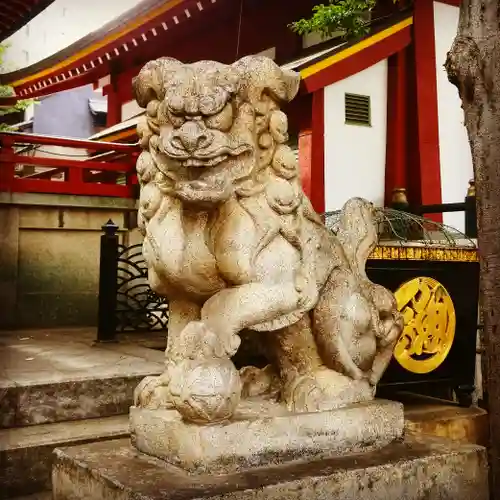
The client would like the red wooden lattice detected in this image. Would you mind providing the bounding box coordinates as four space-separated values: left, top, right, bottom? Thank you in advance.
0 131 140 198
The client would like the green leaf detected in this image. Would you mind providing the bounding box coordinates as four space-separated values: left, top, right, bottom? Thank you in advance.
290 0 377 39
0 43 38 123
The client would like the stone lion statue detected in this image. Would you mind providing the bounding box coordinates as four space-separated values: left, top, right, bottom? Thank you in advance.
132 55 403 424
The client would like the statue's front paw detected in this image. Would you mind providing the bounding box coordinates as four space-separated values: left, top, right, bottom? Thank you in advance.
176 321 241 359
134 373 172 409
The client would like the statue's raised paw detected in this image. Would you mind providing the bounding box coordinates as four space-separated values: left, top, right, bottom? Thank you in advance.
284 368 374 413
175 321 241 360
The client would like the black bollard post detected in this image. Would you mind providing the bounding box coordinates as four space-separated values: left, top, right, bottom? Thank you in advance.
97 219 119 342
465 179 477 238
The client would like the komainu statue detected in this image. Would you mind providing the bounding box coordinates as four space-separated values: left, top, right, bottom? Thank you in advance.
132 55 403 424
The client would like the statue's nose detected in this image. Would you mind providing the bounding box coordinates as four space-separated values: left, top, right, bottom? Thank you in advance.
171 121 213 153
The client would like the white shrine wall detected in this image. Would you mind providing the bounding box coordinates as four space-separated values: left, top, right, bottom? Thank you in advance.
433 1 473 233
323 60 388 212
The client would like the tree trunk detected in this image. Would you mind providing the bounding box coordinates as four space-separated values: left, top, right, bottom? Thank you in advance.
445 0 500 495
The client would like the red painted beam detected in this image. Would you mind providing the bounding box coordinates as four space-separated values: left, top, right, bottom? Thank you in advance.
11 178 133 197
0 131 140 153
413 0 442 221
0 152 134 172
302 24 412 94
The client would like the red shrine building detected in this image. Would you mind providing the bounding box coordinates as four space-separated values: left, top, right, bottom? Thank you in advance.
0 0 470 232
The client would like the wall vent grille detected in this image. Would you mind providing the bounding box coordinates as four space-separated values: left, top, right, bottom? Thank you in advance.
345 93 371 126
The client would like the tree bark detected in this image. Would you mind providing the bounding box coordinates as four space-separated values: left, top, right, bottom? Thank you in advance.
445 0 500 495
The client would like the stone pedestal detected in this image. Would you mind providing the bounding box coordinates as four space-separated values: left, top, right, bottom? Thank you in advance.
130 399 404 474
52 434 488 500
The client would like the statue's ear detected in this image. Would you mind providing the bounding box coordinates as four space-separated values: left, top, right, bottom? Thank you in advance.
132 57 182 108
232 55 300 105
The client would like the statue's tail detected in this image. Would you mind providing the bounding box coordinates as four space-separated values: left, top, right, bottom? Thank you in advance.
333 197 379 281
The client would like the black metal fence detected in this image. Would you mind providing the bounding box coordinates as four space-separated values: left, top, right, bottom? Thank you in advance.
390 183 477 238
97 220 169 342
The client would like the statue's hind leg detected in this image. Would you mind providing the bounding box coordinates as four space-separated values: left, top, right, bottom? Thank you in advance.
269 280 375 412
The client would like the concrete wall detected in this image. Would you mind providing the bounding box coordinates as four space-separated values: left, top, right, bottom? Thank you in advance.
0 192 138 330
433 2 473 232
3 0 145 71
33 86 105 138
323 60 388 212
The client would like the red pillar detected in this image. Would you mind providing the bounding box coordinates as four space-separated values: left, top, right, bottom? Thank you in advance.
385 48 408 205
413 0 442 220
309 89 325 214
105 74 122 128
294 92 324 214
299 130 312 199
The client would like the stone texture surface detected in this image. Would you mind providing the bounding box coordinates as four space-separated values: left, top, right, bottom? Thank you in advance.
52 435 488 500
0 415 129 499
131 54 403 425
130 399 404 474
0 329 163 427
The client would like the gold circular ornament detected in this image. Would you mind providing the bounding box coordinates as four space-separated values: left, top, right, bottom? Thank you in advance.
393 277 456 374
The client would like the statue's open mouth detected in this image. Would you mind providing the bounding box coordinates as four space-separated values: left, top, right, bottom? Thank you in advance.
167 144 252 168
182 155 228 168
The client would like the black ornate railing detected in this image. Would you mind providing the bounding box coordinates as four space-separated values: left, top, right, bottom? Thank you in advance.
390 181 477 238
96 220 169 342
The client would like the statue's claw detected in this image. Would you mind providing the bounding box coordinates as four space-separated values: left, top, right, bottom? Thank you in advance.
133 372 172 409
176 321 241 359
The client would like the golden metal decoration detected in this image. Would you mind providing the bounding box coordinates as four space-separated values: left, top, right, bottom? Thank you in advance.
467 179 475 197
391 187 409 205
393 277 456 374
369 245 478 262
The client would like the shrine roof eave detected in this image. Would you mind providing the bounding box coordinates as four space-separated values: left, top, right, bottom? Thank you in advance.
90 12 414 144
0 0 56 43
0 0 225 101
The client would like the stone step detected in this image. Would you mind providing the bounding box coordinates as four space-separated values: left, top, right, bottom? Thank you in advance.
51 435 488 500
0 414 130 499
0 330 164 428
405 403 488 446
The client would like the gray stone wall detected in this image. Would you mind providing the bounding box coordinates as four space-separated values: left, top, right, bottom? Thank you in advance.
0 192 139 329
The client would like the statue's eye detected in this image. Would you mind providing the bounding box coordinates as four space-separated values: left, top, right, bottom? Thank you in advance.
204 102 233 131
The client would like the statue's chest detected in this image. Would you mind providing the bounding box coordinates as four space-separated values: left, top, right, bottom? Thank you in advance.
150 207 225 296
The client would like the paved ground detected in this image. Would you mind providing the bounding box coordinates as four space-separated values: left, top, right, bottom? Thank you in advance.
0 327 166 499
0 327 166 389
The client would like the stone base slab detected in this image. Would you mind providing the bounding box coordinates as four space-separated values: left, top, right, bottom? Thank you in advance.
130 399 404 474
0 415 129 498
52 435 488 500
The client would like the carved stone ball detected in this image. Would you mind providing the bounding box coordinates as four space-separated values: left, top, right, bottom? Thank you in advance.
169 358 242 424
